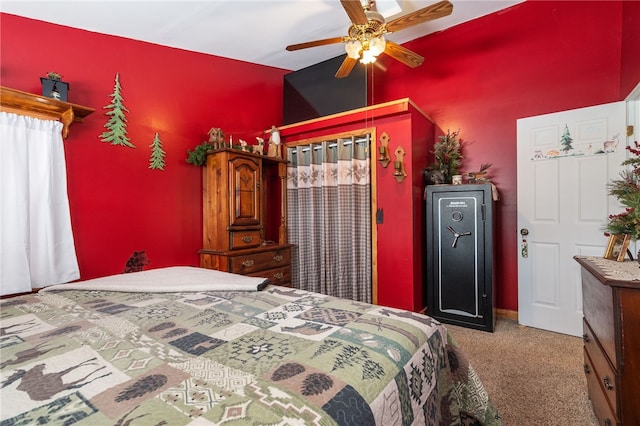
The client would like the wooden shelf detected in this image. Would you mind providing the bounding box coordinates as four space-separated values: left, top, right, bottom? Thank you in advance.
0 85 94 139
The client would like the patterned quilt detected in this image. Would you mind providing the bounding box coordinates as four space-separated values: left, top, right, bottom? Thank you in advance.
0 267 502 425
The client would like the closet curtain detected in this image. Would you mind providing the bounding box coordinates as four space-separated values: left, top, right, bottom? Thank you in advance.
287 135 371 303
0 112 79 295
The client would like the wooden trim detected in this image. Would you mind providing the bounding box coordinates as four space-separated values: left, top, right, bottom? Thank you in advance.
496 308 518 321
273 98 433 140
369 129 378 305
0 86 94 139
284 128 375 147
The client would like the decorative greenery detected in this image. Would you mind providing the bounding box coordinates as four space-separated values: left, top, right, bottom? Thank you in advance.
431 129 464 184
186 141 215 166
605 140 640 240
149 132 166 170
100 72 135 148
46 71 63 80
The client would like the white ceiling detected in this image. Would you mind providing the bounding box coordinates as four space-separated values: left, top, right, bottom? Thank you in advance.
1 0 524 71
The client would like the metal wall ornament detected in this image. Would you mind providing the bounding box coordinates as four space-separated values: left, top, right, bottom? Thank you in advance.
393 145 407 183
378 131 391 168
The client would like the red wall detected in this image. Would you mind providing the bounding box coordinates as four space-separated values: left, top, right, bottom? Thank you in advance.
374 0 640 311
621 0 640 97
3 1 639 313
0 14 288 280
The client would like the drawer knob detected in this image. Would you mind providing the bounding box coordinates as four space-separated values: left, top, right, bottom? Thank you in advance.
582 333 590 343
273 272 284 280
605 419 612 426
273 254 283 262
242 236 253 243
603 376 614 391
241 259 255 267
583 364 591 375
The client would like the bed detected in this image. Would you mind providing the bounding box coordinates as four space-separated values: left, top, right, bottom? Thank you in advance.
1 267 502 425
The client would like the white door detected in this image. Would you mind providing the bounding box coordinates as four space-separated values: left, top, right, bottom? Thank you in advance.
517 101 627 336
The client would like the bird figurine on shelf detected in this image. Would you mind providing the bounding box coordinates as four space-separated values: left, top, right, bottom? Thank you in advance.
467 163 492 183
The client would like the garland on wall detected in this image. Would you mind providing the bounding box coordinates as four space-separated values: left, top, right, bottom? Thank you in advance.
100 72 135 148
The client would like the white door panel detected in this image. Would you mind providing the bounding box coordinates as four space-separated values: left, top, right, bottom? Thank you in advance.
517 101 627 336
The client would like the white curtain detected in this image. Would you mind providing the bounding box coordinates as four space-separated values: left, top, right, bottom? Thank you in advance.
287 135 372 303
0 112 79 295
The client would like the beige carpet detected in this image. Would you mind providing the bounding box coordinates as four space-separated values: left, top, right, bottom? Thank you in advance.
445 319 598 425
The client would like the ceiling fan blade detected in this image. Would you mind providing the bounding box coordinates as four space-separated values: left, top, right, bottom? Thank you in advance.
385 0 453 33
286 36 345 51
341 0 368 25
383 41 424 68
335 56 358 78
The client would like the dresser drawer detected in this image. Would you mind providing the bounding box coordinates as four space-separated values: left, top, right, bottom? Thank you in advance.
584 349 620 426
229 230 261 249
581 268 616 366
583 321 619 421
246 266 291 287
229 248 291 274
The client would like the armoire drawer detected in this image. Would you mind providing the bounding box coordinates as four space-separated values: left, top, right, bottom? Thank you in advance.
584 349 619 426
246 266 291 287
229 248 291 274
229 230 261 249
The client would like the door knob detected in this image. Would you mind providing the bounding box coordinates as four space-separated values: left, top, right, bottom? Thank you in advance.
520 228 529 236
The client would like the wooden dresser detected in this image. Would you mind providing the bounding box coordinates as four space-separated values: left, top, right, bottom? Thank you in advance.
199 149 292 287
574 256 640 426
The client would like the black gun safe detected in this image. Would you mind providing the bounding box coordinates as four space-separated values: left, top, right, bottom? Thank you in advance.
425 184 495 332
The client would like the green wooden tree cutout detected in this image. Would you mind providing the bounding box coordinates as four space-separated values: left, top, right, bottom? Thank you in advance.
100 72 135 148
149 132 166 170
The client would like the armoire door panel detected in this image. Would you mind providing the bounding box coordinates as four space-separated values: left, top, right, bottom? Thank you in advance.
229 156 261 227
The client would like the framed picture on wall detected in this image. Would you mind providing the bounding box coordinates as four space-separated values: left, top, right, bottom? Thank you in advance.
604 234 631 262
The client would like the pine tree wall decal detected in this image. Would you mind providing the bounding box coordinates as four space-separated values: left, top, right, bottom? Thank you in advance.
149 132 166 170
560 124 574 153
100 72 135 148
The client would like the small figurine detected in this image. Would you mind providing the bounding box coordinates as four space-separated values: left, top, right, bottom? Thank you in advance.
239 139 248 152
467 163 492 183
208 127 225 149
255 137 265 155
267 125 281 158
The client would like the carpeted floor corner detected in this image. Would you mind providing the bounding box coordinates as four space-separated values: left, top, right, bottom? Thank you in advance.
445 319 599 425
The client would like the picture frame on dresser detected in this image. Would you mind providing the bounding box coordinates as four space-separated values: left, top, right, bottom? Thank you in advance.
603 233 631 262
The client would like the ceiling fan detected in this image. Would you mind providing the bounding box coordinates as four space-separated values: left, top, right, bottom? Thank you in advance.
286 0 454 78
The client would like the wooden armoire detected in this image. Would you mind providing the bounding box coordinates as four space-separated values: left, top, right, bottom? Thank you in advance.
199 149 293 287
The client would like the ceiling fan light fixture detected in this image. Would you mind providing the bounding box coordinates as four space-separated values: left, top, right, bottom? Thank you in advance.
289 0 453 77
358 34 385 64
360 49 377 64
345 39 363 59
369 35 386 56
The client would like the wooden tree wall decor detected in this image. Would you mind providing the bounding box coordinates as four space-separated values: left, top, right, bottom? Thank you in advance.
100 72 135 148
149 132 166 170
